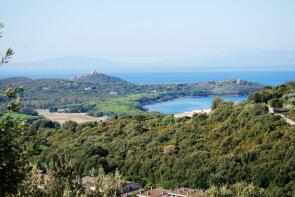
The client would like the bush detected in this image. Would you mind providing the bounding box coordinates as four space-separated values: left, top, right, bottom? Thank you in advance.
268 98 283 108
208 182 265 197
48 106 58 113
212 97 223 110
20 107 38 116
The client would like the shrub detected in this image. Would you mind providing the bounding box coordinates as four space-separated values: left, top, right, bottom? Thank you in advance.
48 106 58 113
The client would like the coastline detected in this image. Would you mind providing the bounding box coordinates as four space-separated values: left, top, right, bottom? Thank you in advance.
174 108 211 118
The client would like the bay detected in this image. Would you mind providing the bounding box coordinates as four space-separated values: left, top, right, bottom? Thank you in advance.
144 95 247 114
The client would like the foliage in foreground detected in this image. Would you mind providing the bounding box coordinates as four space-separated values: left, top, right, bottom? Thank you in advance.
0 116 29 196
25 96 295 196
208 182 265 197
17 155 123 197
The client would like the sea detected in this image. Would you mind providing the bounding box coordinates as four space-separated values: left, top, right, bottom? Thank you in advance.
1 70 294 114
111 70 295 86
1 70 295 86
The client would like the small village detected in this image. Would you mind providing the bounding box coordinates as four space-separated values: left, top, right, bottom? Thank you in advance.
82 176 207 197
123 187 207 197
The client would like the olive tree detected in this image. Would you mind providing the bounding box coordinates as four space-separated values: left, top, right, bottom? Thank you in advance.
0 23 29 196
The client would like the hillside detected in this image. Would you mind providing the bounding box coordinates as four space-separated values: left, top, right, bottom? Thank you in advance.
0 73 264 112
23 82 295 196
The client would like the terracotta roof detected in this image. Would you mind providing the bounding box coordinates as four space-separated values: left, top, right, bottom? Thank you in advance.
274 108 289 112
167 188 208 197
137 188 168 197
121 188 146 197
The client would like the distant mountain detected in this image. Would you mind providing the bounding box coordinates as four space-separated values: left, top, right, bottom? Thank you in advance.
1 56 121 73
156 49 295 69
2 49 295 74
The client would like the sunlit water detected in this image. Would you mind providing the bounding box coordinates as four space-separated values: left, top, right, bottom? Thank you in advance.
2 70 295 86
144 95 247 114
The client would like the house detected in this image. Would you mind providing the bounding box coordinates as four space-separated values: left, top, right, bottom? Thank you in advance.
109 91 118 95
273 107 289 115
127 187 208 197
122 189 147 197
85 86 92 91
167 188 207 197
123 182 142 193
41 87 49 90
236 78 241 84
90 70 98 75
137 188 168 197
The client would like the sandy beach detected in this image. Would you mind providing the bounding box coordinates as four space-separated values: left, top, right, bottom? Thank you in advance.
174 108 211 118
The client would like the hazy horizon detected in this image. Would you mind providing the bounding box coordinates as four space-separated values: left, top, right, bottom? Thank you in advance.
1 0 295 68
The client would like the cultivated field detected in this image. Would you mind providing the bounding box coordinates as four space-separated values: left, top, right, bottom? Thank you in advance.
37 109 108 124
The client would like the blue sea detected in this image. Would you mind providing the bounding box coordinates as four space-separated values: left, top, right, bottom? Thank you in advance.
1 70 295 86
111 70 295 86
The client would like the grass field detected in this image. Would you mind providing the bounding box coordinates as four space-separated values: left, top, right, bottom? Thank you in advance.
37 109 108 124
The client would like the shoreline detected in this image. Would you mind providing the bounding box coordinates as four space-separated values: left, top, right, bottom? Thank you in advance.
174 108 211 118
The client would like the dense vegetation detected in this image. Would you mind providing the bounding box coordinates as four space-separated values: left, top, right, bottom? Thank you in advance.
21 82 295 196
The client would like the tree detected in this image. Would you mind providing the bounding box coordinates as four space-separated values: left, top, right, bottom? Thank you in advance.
268 98 283 108
0 23 29 196
208 182 265 197
212 97 223 110
17 158 123 197
0 23 14 65
88 168 123 197
1 87 24 113
48 106 58 113
17 155 85 197
0 117 29 196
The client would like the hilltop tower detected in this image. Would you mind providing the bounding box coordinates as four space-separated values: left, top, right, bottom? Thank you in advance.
90 70 98 75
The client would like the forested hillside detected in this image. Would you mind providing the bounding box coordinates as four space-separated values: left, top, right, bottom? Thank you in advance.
23 82 295 196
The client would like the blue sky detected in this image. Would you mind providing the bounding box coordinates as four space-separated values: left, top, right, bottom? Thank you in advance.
0 0 295 63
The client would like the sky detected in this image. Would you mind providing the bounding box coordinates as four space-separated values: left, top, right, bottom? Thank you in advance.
0 0 295 63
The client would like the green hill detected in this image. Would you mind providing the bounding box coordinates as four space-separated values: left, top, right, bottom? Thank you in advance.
73 72 129 84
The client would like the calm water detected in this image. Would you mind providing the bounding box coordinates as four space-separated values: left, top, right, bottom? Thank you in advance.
1 70 295 86
111 70 295 86
144 95 247 114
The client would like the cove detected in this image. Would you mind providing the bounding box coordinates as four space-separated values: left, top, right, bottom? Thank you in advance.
144 95 247 114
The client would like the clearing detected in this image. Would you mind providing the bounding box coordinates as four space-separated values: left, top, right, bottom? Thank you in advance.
36 109 108 124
